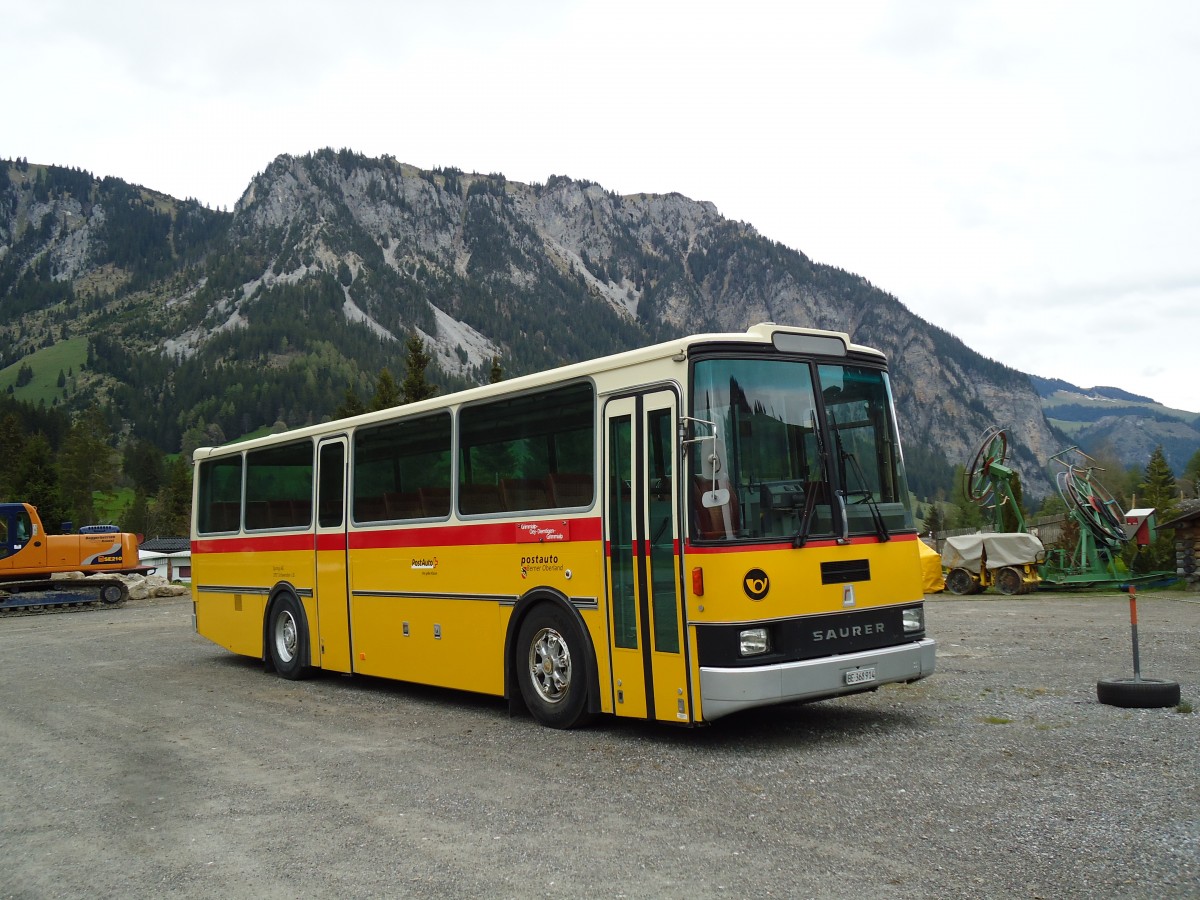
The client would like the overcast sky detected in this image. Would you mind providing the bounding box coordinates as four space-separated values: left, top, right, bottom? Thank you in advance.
9 0 1199 411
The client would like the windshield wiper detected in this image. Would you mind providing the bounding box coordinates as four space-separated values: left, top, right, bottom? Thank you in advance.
793 489 820 548
835 429 890 542
794 411 830 548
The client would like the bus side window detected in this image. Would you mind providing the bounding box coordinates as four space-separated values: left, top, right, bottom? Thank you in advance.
458 381 595 516
353 413 452 523
197 456 244 534
245 441 314 531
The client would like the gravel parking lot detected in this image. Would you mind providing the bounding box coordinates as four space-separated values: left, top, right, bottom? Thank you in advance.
1 591 1197 899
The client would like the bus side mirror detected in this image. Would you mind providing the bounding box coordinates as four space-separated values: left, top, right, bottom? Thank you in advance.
701 488 730 508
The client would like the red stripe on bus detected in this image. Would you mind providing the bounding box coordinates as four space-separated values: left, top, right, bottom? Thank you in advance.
193 517 602 554
192 534 314 554
196 525 907 556
316 533 346 552
351 517 602 549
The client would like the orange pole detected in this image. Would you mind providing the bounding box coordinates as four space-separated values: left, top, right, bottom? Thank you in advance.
1128 585 1142 680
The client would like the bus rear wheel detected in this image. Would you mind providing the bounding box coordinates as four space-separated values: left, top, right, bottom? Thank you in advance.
516 605 591 729
268 594 311 680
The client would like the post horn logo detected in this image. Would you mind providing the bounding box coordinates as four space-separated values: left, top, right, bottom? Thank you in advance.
743 568 770 601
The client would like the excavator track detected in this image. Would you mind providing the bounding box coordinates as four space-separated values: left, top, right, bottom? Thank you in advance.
0 577 129 618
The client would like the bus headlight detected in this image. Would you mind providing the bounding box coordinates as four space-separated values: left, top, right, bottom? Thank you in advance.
902 606 924 634
739 627 770 656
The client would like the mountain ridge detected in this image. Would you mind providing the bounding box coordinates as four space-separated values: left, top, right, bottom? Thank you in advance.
1029 374 1155 404
2 151 1195 491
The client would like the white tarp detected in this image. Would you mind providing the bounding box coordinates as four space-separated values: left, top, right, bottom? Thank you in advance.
941 533 1044 571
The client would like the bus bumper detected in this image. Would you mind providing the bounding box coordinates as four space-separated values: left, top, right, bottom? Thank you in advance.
699 638 936 722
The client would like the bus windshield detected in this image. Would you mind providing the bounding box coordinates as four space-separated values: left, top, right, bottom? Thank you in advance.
690 357 915 542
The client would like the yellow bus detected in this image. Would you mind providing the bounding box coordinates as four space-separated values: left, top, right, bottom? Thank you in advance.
190 323 935 727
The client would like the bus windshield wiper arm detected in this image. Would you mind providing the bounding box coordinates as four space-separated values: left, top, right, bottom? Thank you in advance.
794 411 829 548
838 440 890 542
792 484 824 548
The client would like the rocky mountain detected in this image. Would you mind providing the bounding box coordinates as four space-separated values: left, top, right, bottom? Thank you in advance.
3 151 1189 499
1031 376 1200 474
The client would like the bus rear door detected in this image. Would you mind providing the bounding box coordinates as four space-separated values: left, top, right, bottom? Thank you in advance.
315 437 353 672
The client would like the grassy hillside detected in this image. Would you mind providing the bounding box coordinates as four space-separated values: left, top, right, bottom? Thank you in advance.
1036 383 1199 472
0 336 89 406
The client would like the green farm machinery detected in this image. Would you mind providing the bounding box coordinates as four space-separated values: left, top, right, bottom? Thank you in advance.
1038 447 1160 589
946 430 1166 592
963 426 1026 533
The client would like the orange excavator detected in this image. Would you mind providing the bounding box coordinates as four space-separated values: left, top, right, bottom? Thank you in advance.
0 502 154 614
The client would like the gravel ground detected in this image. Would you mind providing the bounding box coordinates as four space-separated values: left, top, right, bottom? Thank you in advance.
0 590 1197 899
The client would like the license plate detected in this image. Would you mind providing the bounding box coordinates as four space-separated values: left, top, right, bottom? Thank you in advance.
845 667 876 686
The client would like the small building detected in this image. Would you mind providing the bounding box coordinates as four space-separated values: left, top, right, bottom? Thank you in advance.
138 537 192 583
1160 499 1200 592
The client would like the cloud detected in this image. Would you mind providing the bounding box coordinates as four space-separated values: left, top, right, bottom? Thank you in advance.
7 0 1199 412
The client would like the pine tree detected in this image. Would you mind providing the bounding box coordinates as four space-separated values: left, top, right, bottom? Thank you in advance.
400 333 437 404
1135 446 1179 573
371 368 401 411
334 386 367 419
1182 448 1200 499
1139 446 1177 512
925 503 945 538
122 438 166 495
157 456 193 536
11 433 69 529
58 408 114 527
0 413 27 496
489 356 503 384
126 489 150 537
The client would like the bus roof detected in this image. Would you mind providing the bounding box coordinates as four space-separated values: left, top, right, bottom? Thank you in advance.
192 322 883 461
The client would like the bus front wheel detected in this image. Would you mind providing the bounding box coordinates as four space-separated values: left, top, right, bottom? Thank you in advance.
268 594 311 680
516 605 591 729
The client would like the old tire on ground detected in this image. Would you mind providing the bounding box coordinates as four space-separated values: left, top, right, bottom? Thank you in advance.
945 567 978 596
99 582 128 604
516 604 592 729
996 566 1024 596
268 593 311 680
1096 677 1180 709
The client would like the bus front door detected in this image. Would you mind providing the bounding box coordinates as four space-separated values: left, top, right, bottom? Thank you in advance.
604 390 691 723
315 437 353 673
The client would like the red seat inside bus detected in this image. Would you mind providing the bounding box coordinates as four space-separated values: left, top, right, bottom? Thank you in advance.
547 472 593 508
501 478 550 511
